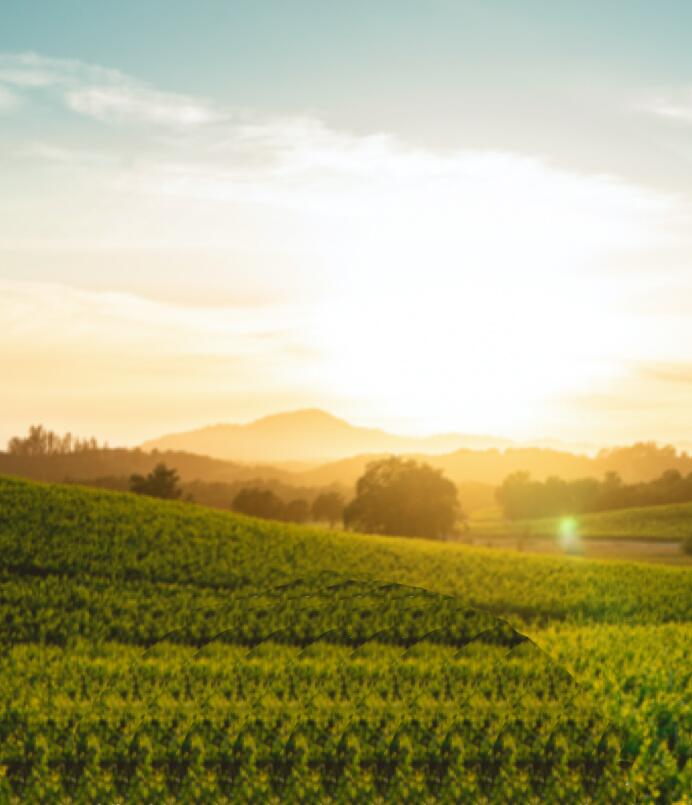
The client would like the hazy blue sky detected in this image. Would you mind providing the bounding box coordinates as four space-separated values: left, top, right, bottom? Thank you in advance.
3 2 692 445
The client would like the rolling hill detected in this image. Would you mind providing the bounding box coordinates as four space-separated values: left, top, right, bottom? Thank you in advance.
1 474 689 624
0 475 689 800
296 441 692 488
0 445 293 486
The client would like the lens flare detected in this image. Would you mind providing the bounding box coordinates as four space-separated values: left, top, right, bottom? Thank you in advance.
559 517 582 555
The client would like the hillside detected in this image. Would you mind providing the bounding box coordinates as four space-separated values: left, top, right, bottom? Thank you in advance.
470 501 692 542
1 475 689 626
293 440 692 488
0 446 293 486
142 408 513 462
0 475 689 800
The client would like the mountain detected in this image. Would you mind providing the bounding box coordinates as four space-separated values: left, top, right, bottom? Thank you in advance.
296 442 692 489
141 408 514 463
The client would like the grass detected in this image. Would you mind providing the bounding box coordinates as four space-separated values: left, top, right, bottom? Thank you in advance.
469 501 692 542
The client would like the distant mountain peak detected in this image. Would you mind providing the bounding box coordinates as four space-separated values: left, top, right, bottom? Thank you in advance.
141 408 513 464
250 408 350 427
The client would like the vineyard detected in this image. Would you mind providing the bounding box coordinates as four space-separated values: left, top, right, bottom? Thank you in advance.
0 475 690 801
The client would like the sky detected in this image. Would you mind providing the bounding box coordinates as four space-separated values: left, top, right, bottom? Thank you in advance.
3 1 692 447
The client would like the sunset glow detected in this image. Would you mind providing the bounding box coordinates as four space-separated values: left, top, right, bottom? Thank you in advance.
3 5 692 446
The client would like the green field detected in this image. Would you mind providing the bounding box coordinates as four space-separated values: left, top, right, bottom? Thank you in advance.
470 501 692 542
0 475 690 802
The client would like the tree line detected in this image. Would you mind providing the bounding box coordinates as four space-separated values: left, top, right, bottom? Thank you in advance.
129 463 344 525
232 487 345 525
496 468 692 520
126 457 463 538
126 463 345 525
7 425 106 456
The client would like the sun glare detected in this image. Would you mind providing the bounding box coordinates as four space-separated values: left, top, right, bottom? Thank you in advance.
558 517 582 555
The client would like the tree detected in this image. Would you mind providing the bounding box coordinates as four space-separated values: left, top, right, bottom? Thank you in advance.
129 463 182 500
232 487 285 520
343 456 462 539
495 472 535 520
311 492 345 526
7 425 103 456
283 499 310 523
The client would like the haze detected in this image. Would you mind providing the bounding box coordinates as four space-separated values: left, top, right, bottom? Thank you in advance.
3 1 692 447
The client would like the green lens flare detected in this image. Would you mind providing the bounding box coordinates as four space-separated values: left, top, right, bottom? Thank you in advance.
559 517 581 554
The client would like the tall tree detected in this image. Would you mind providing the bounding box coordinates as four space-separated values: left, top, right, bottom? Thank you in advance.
311 492 345 526
129 463 182 500
283 498 310 523
232 487 285 520
344 456 462 539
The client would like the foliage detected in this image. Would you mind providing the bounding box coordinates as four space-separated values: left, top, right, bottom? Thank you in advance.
7 424 103 456
232 486 285 520
0 475 690 800
232 486 311 523
496 467 692 521
1 475 690 628
283 498 311 522
129 463 183 500
1 623 687 802
344 457 462 538
311 491 345 525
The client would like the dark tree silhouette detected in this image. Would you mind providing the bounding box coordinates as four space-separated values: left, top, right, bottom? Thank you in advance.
7 425 103 456
311 491 345 526
232 487 285 520
343 456 462 539
129 463 182 500
283 498 310 523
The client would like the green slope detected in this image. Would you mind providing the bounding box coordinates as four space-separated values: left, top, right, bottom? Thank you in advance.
0 475 690 801
1 474 690 632
470 501 692 541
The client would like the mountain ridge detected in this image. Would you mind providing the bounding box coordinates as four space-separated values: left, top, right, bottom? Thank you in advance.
141 408 514 463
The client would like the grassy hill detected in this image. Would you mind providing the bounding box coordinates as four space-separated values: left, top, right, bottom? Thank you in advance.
470 501 692 542
0 475 690 800
1 474 689 627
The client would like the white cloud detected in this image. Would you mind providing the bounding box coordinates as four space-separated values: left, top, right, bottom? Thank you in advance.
0 51 226 129
1 50 682 267
65 86 227 128
3 51 692 442
649 104 692 123
0 51 123 87
0 84 19 111
0 277 306 357
641 89 692 124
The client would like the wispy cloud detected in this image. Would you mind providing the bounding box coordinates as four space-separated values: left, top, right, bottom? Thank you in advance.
640 89 692 124
0 51 227 129
0 84 19 111
65 85 228 128
0 277 321 443
4 51 692 442
2 50 679 274
0 52 123 87
636 361 692 385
